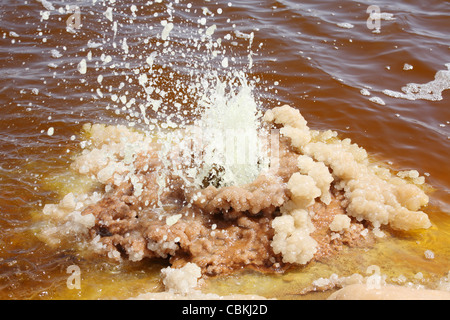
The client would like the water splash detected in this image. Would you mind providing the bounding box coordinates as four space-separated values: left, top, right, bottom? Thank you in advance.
42 1 271 190
192 72 268 187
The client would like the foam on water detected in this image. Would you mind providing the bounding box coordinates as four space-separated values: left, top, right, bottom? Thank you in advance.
383 63 450 101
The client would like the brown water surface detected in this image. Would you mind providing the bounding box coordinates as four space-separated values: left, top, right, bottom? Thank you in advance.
0 0 449 299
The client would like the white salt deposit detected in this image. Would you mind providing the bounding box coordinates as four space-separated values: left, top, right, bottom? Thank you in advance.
271 209 317 265
77 59 87 74
161 263 202 294
403 63 414 71
205 24 217 37
221 57 229 68
161 22 174 41
104 7 113 22
369 96 386 105
424 250 435 260
266 105 430 235
166 214 182 226
360 88 371 96
329 214 351 232
40 11 50 20
337 22 354 29
37 0 55 11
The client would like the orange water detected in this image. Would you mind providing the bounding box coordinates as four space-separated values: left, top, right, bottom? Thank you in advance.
0 0 449 299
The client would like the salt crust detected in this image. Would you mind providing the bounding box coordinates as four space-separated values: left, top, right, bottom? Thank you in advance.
297 155 333 205
40 124 154 245
311 267 450 300
271 209 317 265
161 262 202 294
131 262 270 300
43 107 431 262
329 283 450 300
71 123 152 186
329 214 351 232
264 105 311 149
134 263 450 300
325 269 450 300
265 105 431 265
40 106 433 297
40 192 101 246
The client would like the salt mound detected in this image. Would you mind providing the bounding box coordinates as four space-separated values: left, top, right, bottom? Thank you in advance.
39 105 431 274
267 105 430 233
262 105 430 264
